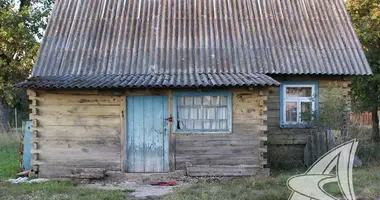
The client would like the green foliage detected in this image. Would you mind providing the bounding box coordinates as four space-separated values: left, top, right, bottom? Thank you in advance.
0 133 19 180
165 167 380 200
0 181 128 200
0 133 128 200
347 0 380 141
315 82 349 130
0 0 52 106
347 0 380 110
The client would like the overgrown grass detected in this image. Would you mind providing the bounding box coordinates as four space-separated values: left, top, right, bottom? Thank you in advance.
0 133 129 200
0 133 20 180
166 166 380 200
0 181 127 200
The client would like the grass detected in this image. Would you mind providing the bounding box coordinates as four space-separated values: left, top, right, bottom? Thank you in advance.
0 181 127 200
1 133 380 200
165 167 380 200
0 133 20 180
0 133 128 200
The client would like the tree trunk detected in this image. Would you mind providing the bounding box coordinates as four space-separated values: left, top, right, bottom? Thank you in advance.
371 105 380 142
0 98 10 132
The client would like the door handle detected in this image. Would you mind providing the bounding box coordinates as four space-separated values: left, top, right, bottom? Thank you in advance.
165 117 173 122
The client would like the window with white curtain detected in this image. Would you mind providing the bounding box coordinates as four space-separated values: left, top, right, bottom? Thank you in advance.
281 82 318 127
174 92 232 133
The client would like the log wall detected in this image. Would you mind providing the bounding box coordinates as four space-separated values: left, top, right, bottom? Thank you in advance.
28 90 122 178
176 88 268 176
28 88 268 177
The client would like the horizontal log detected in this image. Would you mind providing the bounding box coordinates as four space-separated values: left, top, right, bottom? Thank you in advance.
38 166 106 179
176 146 258 155
35 94 121 105
31 115 120 126
176 140 260 147
176 157 258 170
30 126 120 138
34 160 120 171
187 165 260 177
31 105 120 116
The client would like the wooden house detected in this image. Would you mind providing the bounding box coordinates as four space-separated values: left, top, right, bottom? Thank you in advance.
18 0 372 178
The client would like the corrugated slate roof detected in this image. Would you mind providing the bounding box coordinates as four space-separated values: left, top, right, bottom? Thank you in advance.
25 0 372 89
17 73 280 88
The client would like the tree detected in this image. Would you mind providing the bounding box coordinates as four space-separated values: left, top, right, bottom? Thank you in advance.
346 0 380 141
0 0 52 130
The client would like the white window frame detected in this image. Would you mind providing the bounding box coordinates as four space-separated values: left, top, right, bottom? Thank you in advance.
281 84 317 126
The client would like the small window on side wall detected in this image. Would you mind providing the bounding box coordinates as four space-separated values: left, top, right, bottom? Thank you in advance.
280 82 318 128
173 92 232 134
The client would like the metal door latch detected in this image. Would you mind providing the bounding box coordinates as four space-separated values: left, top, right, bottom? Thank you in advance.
165 117 173 122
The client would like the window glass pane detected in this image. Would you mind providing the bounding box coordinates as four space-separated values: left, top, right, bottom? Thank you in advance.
301 102 313 122
194 96 202 105
184 96 193 105
221 96 228 105
216 107 228 120
203 96 212 105
176 94 230 132
286 87 312 97
286 102 297 123
178 97 185 105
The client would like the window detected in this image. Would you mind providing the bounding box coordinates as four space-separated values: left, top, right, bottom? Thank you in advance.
173 92 232 134
280 82 318 127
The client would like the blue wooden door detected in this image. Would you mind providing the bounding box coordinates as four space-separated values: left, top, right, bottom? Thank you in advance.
127 96 169 173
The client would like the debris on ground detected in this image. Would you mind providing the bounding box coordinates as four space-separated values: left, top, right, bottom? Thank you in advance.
17 170 30 177
353 156 363 168
8 177 49 184
150 181 177 186
83 181 184 199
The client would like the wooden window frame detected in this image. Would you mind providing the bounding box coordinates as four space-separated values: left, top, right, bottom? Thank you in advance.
173 91 232 134
280 81 319 128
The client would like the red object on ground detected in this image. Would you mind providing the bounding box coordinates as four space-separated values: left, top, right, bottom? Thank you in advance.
150 182 160 186
167 182 177 186
150 181 177 186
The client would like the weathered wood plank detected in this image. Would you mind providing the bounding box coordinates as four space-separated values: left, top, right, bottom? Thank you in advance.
34 160 120 171
35 94 121 105
176 157 258 170
175 135 257 142
176 140 260 147
187 165 260 177
32 105 120 116
38 166 106 179
176 148 258 155
32 115 120 126
30 126 120 138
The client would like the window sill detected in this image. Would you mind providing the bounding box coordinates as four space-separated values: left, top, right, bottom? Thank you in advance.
280 124 312 129
174 130 232 135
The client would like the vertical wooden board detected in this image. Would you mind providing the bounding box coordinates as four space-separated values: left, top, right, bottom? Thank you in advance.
143 96 154 172
151 97 163 172
127 97 136 172
133 97 145 173
168 92 175 172
120 97 127 172
152 97 160 172
162 96 169 173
